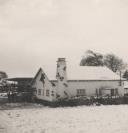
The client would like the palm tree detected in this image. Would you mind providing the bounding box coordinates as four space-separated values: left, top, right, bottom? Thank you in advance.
80 50 104 66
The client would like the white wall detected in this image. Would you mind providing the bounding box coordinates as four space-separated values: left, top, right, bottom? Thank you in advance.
33 79 124 102
66 80 124 98
32 69 57 102
33 78 124 102
56 58 68 98
32 68 124 102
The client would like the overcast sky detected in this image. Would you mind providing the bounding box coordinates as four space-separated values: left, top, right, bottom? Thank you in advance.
0 0 128 78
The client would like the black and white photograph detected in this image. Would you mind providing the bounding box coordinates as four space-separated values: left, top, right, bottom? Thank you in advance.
0 0 128 133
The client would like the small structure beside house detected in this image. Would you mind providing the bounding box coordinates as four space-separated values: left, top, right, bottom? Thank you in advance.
7 78 33 92
31 58 125 103
0 79 17 103
6 78 33 102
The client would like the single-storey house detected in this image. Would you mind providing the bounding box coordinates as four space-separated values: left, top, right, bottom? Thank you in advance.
31 58 125 102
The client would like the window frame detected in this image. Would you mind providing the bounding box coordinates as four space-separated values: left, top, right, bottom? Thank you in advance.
46 90 50 97
38 89 41 95
51 91 54 96
77 89 86 96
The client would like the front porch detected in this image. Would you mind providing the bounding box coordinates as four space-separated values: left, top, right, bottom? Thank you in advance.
96 87 119 98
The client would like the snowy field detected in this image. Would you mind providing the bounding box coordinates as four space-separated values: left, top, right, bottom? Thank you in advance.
1 104 128 133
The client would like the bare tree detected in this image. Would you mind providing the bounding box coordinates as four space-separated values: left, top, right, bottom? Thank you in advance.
104 54 126 72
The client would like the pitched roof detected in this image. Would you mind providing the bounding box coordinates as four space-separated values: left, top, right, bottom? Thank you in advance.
8 66 123 82
7 77 33 82
67 66 122 80
44 65 123 81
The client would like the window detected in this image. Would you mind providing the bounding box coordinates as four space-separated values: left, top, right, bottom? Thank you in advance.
118 81 122 86
46 90 50 96
125 88 128 94
111 88 118 96
96 89 98 96
38 89 41 95
77 89 86 96
42 89 44 96
115 88 119 96
111 89 115 96
51 91 54 96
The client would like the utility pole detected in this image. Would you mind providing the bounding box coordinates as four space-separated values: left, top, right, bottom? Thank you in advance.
120 71 122 86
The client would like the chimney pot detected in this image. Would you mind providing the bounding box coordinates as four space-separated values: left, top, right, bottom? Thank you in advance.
57 58 66 62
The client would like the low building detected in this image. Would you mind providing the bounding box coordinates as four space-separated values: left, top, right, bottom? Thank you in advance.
31 58 125 102
7 78 33 92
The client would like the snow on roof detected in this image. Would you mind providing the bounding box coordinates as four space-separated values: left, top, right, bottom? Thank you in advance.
67 66 121 80
44 64 122 81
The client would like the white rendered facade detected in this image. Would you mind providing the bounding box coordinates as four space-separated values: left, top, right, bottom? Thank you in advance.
31 58 124 102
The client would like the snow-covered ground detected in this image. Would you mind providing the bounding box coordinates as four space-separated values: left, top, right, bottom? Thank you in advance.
1 104 128 133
